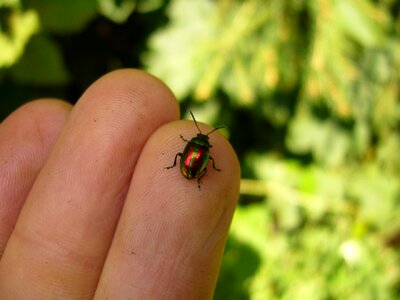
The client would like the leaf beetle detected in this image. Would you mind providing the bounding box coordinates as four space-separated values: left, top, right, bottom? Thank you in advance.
165 110 225 190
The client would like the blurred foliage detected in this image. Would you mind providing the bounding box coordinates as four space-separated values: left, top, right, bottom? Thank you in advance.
1 0 400 298
146 2 400 297
0 0 167 118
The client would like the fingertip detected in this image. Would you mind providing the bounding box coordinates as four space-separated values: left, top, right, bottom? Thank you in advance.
3 98 72 138
95 119 240 298
0 98 71 255
154 120 240 246
77 68 180 124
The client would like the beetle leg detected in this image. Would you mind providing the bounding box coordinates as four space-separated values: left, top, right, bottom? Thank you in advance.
197 168 207 190
209 156 221 171
165 153 182 169
180 134 189 142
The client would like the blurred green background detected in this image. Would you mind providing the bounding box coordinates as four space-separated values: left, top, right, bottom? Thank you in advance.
1 0 400 298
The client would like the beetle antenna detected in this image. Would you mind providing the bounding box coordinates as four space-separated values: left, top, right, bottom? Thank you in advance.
206 126 226 136
189 110 202 134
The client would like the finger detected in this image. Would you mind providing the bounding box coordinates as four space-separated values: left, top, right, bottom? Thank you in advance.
0 99 71 257
95 120 240 299
0 69 179 299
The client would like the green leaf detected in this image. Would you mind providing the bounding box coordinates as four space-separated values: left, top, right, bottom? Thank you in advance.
349 164 400 230
144 0 216 99
136 0 163 13
0 0 19 7
0 8 39 67
334 0 385 46
10 34 69 85
23 0 97 33
98 0 135 24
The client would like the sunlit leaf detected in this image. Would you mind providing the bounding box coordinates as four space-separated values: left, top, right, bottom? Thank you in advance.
98 0 136 24
0 8 38 67
334 0 385 46
0 0 19 7
136 0 163 13
144 0 216 99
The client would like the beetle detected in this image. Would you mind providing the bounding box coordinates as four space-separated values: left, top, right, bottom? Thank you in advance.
165 110 225 190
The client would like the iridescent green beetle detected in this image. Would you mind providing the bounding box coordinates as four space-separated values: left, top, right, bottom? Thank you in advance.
165 111 224 190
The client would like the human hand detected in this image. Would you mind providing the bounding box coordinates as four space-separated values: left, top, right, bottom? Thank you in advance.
0 69 240 299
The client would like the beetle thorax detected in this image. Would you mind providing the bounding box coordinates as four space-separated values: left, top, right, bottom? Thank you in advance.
190 133 211 148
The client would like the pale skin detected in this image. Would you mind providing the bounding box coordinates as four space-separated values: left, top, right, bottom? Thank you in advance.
0 69 240 299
